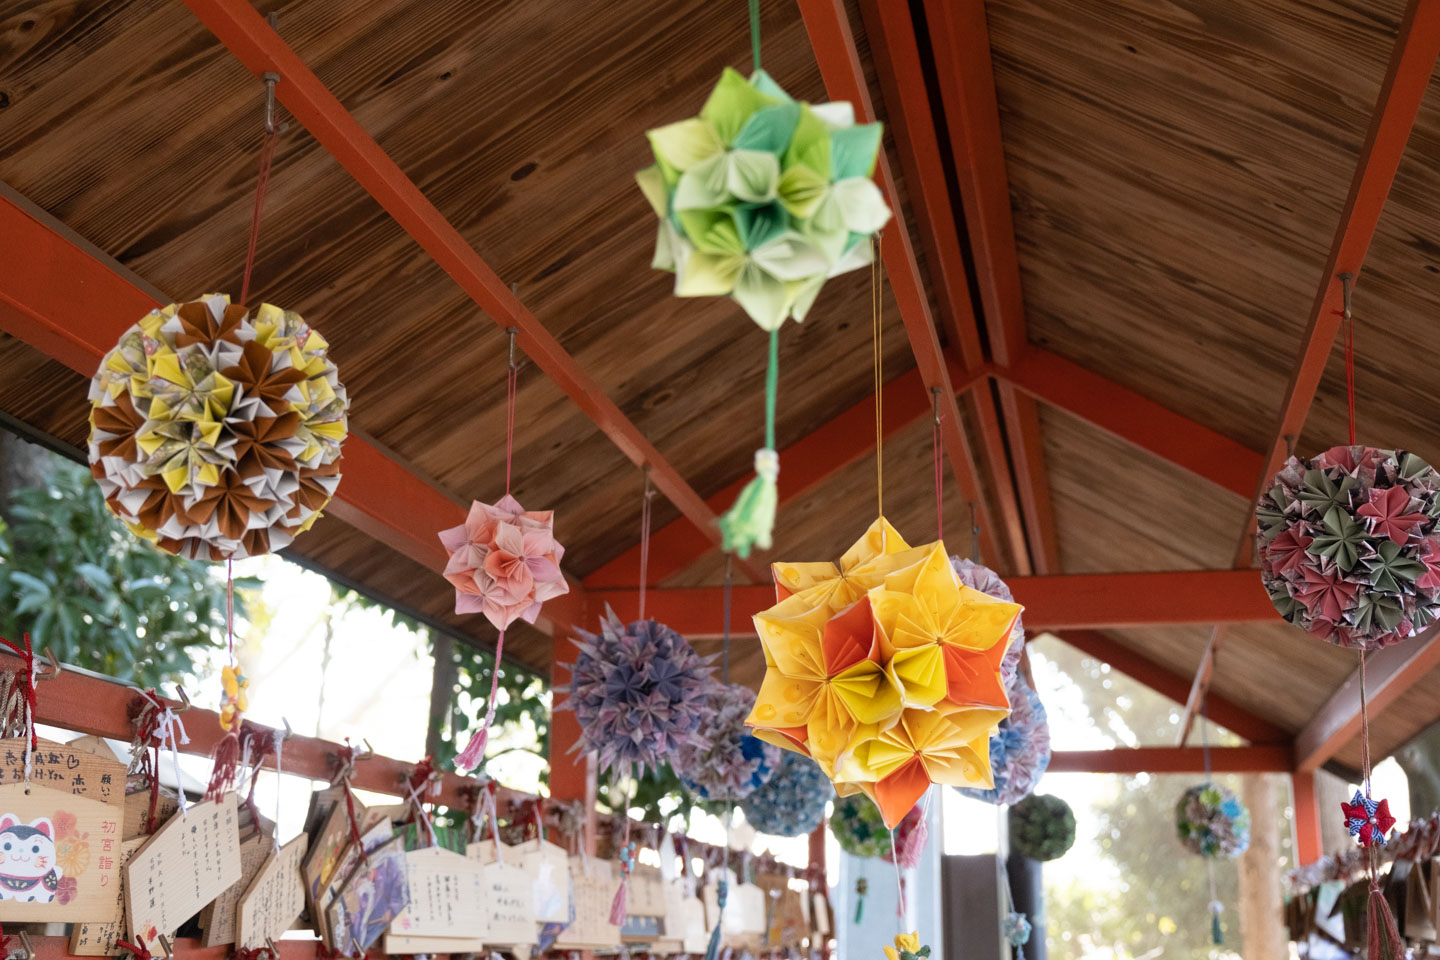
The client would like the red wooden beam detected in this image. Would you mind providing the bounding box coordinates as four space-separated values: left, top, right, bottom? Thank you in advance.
176 0 765 583
918 0 1058 574
589 569 1280 638
795 0 1003 571
1235 0 1440 564
857 0 1032 575
1005 348 1263 500
1293 624 1440 772
0 190 461 574
1291 771 1324 865
1057 629 1286 745
584 360 989 589
1048 745 1291 775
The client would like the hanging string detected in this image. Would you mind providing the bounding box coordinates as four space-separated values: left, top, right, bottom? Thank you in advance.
1341 274 1356 446
749 0 761 71
332 740 369 865
0 636 38 789
932 388 943 541
872 234 885 518
239 71 282 306
638 467 655 621
454 332 523 772
1199 695 1222 945
969 503 982 565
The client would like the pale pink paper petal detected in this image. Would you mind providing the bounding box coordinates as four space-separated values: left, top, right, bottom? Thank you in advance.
521 527 555 556
443 547 473 578
438 522 469 554
465 500 497 543
519 599 544 624
492 493 526 519
494 521 526 556
455 591 487 615
525 554 562 582
533 578 569 603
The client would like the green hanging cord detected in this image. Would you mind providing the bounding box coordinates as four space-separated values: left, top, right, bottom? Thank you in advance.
749 0 762 72
718 328 780 557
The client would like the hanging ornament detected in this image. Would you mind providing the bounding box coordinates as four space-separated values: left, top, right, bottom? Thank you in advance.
675 682 780 802
883 932 932 960
438 495 568 630
559 609 714 779
952 556 1027 685
1008 793 1075 862
830 795 924 862
1342 790 1396 847
1175 783 1251 858
739 752 833 837
87 295 348 560
746 520 1019 827
218 664 249 732
958 678 1051 807
1003 912 1032 953
1254 444 1440 649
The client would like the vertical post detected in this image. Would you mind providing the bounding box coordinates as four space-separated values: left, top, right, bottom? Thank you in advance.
546 597 597 855
1238 774 1287 960
1291 770 1323 866
809 825 830 960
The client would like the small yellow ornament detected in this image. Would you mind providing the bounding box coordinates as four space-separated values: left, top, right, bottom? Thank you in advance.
884 932 930 960
219 664 249 731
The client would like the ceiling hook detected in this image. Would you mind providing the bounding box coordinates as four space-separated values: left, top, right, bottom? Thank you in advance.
36 646 62 681
173 685 192 713
1339 272 1354 320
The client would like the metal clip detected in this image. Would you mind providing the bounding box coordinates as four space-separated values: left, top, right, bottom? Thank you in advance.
157 935 174 959
16 930 33 960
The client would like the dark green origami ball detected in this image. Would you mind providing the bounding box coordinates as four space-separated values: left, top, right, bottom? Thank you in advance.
1008 793 1076 862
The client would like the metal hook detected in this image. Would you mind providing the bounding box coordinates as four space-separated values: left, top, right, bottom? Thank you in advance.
507 326 517 370
642 464 654 500
16 931 32 960
281 716 294 741
157 935 174 959
36 646 62 681
1284 434 1296 459
262 72 280 135
931 386 941 425
265 938 279 957
172 685 191 713
355 738 376 761
1339 272 1354 320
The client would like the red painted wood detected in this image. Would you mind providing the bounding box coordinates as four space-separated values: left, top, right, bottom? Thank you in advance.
1057 629 1286 745
546 607 597 855
1291 770 1324 865
175 0 765 583
1048 745 1291 775
794 0 1003 570
1005 348 1263 500
1235 0 1440 563
589 569 1280 637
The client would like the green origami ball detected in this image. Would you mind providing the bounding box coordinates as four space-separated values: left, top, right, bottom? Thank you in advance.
1008 793 1076 862
831 794 893 860
637 67 893 331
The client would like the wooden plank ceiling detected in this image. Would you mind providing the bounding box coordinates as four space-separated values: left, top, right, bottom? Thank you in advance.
3 0 1440 765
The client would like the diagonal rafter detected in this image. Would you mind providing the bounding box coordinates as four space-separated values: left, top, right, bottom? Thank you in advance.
916 0 1058 573
794 0 1003 570
1177 0 1440 754
176 0 766 583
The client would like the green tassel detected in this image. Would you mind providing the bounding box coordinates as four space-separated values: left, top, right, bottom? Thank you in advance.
719 450 778 557
703 880 728 960
718 329 781 558
1211 909 1223 946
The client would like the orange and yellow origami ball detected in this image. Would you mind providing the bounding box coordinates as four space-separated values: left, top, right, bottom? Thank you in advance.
746 518 1021 827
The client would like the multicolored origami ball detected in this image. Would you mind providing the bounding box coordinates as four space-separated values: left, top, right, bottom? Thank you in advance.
1175 783 1250 859
87 295 348 560
1255 445 1440 650
637 67 892 331
740 751 833 837
437 495 568 631
1009 793 1075 862
958 679 1050 807
952 556 1027 686
675 682 780 802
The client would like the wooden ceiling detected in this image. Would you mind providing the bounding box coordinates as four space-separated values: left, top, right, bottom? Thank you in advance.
4 0 1440 772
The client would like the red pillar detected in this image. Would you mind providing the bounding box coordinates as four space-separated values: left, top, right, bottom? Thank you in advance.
1291 770 1323 866
809 824 831 959
546 599 597 856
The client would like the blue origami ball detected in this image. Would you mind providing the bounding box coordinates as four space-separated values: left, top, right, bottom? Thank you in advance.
740 752 833 837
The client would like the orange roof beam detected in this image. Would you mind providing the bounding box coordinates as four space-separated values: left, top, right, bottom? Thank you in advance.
176 0 766 583
794 0 1004 571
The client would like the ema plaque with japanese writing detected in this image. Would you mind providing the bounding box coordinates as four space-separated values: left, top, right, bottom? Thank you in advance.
0 738 123 808
69 837 146 955
236 834 308 950
0 781 125 921
125 792 241 941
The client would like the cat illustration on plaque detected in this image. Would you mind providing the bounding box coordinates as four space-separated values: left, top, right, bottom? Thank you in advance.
0 815 61 902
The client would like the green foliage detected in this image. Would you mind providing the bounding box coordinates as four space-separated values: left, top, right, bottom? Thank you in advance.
0 458 247 688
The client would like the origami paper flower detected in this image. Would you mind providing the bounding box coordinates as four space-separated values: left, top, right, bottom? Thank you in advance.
1342 790 1395 847
952 557 1027 685
675 682 780 802
558 610 714 778
1004 913 1032 948
437 494 568 630
1009 794 1076 861
959 679 1051 806
869 544 1019 709
747 593 902 774
1255 445 1440 649
739 751 834 837
638 67 892 330
771 516 920 610
842 704 1006 828
1175 783 1250 859
830 793 893 860
883 932 931 960
88 296 347 560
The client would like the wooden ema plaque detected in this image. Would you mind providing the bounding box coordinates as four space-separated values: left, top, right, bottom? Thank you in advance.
392 846 487 938
125 792 241 941
123 786 179 841
68 837 145 955
521 837 570 924
466 841 538 949
620 864 666 944
553 856 620 950
236 834 308 951
197 830 270 946
0 781 124 921
0 738 124 808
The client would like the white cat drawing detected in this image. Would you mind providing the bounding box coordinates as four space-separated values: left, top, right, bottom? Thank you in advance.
0 815 61 902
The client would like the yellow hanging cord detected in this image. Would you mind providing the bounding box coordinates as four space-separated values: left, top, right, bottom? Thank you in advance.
872 232 884 519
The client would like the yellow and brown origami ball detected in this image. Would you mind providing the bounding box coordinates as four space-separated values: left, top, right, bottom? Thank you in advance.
747 518 1020 827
